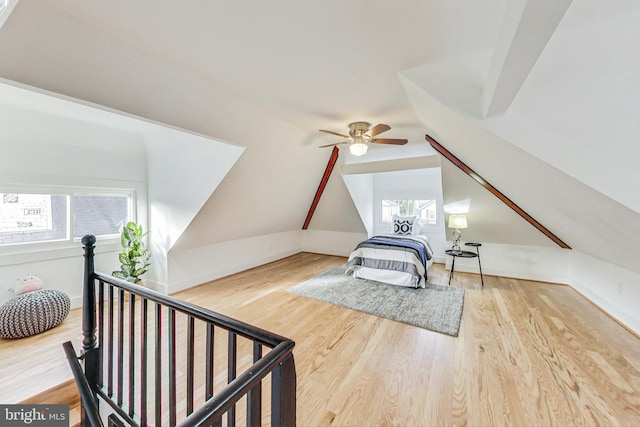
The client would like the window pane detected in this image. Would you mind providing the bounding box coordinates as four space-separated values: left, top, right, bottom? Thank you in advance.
0 193 68 244
381 198 437 225
73 194 130 238
415 199 437 225
381 200 400 222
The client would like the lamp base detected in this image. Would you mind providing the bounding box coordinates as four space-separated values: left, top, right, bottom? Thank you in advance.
451 229 462 253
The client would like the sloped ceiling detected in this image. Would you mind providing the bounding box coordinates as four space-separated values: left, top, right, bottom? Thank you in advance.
398 0 640 274
1 0 639 276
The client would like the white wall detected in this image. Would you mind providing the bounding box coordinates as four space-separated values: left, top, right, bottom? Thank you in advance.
341 173 375 233
340 166 447 260
444 242 569 284
372 168 447 257
0 103 146 308
0 103 147 183
143 127 244 287
0 246 120 308
0 82 244 305
569 251 640 335
302 229 367 257
167 231 303 293
166 229 366 295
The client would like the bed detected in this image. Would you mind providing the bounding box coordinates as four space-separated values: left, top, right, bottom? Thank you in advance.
345 231 434 289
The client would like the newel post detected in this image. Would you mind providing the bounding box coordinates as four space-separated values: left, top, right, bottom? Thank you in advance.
272 352 297 427
81 235 99 393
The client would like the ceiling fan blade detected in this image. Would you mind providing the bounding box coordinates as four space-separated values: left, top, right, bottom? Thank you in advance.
368 123 391 137
319 141 349 148
319 129 350 138
371 138 408 145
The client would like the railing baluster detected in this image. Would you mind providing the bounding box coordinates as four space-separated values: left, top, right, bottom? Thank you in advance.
98 280 104 389
228 331 237 427
205 324 215 400
247 342 262 427
169 308 177 427
128 294 136 417
155 303 162 427
187 316 195 416
141 297 148 427
108 284 114 397
117 288 125 406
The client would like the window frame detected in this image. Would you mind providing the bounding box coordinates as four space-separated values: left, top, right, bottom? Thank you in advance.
374 192 442 234
0 184 137 253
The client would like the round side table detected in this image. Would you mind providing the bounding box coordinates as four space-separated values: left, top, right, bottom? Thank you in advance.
445 249 477 286
465 242 484 287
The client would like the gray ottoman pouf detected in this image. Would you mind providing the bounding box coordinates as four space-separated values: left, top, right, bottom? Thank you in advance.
0 289 70 339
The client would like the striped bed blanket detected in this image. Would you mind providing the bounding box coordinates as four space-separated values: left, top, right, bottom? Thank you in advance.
345 234 434 288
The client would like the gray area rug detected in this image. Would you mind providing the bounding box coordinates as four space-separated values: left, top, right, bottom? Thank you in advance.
288 268 465 336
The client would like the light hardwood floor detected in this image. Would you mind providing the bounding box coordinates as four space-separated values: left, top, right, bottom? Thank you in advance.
1 252 639 426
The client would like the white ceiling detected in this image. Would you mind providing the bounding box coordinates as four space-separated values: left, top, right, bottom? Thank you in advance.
34 0 508 157
18 0 634 176
1 0 637 176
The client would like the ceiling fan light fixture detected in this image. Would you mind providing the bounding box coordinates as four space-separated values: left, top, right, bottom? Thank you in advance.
349 141 368 156
319 122 407 153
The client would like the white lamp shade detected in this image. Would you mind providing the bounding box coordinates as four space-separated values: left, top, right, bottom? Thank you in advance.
349 142 368 156
448 214 468 229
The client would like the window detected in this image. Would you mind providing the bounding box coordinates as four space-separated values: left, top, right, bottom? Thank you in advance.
73 193 129 239
380 198 437 225
0 189 134 247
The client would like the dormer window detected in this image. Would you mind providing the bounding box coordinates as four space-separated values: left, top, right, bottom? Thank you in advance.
0 188 135 247
380 198 437 226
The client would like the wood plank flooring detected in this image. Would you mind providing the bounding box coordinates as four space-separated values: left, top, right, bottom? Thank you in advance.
1 252 639 426
0 306 83 403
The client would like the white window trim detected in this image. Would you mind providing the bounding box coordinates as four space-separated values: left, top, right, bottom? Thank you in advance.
0 184 137 257
374 192 443 234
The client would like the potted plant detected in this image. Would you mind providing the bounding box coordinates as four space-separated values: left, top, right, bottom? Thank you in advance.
112 221 151 284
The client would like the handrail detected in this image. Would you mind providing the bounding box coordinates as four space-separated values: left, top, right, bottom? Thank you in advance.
91 272 290 348
62 341 104 427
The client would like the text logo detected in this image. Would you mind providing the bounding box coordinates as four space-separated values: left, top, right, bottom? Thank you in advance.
0 405 68 426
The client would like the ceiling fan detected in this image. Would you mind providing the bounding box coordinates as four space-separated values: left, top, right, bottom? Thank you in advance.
318 122 408 156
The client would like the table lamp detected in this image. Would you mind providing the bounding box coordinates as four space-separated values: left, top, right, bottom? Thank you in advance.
448 214 468 253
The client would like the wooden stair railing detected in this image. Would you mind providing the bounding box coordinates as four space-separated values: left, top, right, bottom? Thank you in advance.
67 235 297 426
426 134 571 249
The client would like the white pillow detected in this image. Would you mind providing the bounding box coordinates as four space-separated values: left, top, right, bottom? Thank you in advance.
413 219 422 235
392 215 417 235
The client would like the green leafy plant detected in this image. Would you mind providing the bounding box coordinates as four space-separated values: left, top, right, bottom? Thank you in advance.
112 221 151 283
